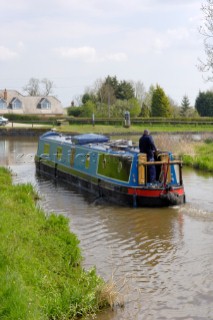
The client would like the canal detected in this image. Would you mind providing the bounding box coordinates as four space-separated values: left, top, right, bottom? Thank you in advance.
0 135 213 319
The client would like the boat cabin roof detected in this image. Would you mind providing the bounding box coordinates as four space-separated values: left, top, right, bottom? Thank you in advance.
40 131 139 155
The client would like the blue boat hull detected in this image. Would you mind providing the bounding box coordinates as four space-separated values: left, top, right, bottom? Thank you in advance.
35 156 185 207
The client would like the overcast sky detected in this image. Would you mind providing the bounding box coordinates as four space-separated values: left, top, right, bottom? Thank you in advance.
0 0 211 107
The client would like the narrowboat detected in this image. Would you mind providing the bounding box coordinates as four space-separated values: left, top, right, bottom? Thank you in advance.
35 131 185 207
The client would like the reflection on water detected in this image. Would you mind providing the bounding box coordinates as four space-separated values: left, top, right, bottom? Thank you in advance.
0 136 37 166
1 136 213 319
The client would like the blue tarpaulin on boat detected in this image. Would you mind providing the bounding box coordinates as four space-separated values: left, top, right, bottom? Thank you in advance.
73 133 109 145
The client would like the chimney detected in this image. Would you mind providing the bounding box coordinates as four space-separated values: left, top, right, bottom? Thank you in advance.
4 89 7 101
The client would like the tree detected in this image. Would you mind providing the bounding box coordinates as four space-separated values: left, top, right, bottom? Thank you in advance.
132 80 146 115
81 100 95 117
199 0 213 80
67 106 84 117
180 95 191 117
41 78 54 96
168 96 179 118
82 92 96 104
23 78 54 96
143 84 155 111
72 94 83 107
116 80 134 100
99 76 134 101
195 90 213 116
23 78 40 96
140 102 150 117
132 80 146 103
98 83 116 105
105 75 119 94
128 98 141 117
151 85 171 117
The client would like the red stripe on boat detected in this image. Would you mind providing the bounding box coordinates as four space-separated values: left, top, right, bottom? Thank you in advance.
128 187 184 197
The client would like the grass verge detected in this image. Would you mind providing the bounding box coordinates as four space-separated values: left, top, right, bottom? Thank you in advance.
182 140 213 172
58 123 213 134
0 167 108 320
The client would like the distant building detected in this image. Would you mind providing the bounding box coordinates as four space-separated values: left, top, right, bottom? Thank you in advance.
0 89 64 116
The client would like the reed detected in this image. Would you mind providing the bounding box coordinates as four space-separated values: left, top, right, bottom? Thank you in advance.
98 271 127 310
0 167 109 319
182 140 213 172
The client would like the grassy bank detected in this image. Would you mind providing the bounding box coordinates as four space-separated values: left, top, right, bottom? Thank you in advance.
58 123 213 134
182 140 213 172
0 122 212 135
0 167 108 319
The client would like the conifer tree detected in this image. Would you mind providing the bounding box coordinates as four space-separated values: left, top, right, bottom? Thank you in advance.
195 90 213 116
151 85 171 117
140 102 150 117
180 95 190 117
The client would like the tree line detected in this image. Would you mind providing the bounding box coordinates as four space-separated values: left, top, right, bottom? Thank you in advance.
67 75 213 118
22 75 213 118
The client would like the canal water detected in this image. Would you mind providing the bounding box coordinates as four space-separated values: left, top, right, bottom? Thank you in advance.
0 135 213 320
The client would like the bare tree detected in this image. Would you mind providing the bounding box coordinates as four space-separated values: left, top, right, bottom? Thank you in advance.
93 78 104 94
73 94 83 106
41 78 54 96
23 78 40 96
92 78 104 114
23 78 54 96
131 80 146 107
199 0 213 81
99 83 116 105
144 84 155 110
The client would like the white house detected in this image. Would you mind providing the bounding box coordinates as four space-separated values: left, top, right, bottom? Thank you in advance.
0 89 64 116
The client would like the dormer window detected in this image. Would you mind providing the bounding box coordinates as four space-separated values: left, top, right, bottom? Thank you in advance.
9 97 22 109
0 98 7 109
38 98 51 109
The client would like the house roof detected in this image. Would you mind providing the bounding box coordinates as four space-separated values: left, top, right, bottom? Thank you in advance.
0 89 64 115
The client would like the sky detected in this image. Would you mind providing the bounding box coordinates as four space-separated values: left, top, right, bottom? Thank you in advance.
0 0 211 107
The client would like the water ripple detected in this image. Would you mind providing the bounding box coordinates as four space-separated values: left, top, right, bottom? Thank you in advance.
8 151 213 320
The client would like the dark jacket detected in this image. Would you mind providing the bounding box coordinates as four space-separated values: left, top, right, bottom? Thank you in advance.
139 134 157 160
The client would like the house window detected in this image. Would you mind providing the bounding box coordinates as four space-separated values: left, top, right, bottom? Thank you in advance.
0 98 7 109
38 98 51 109
10 98 22 109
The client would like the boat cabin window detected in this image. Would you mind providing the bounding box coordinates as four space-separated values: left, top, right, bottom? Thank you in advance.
70 148 75 167
43 143 50 156
98 153 131 182
85 153 90 169
56 146 62 161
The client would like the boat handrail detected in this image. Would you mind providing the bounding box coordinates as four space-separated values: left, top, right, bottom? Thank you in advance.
138 160 182 166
